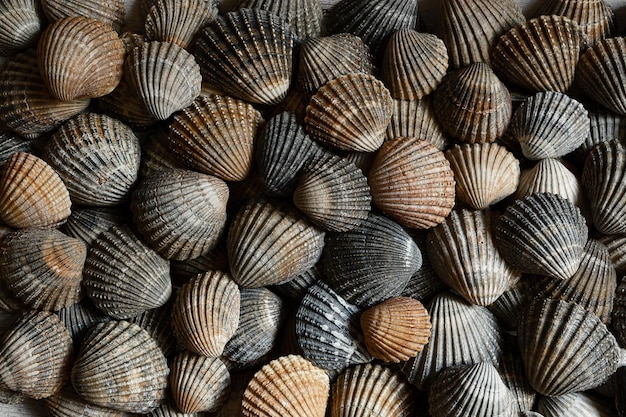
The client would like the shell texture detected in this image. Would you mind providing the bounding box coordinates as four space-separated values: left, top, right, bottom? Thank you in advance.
169 244 229 285
500 333 536 413
580 107 626 156
44 385 125 417
272 265 321 301
0 133 32 170
129 302 177 357
56 298 112 347
601 233 626 276
98 71 160 129
146 0 218 49
538 391 617 417
488 279 533 331
386 98 449 150
401 234 448 304
611 276 626 346
140 127 186 178
41 0 125 32
148 397 203 417
237 0 323 40
535 0 615 44
62 206 128 246
0 0 43 55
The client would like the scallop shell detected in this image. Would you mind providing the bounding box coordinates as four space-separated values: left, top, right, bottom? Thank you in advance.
492 15 586 93
44 385 125 417
445 143 520 209
427 209 521 306
582 140 626 235
62 206 128 246
433 62 512 144
171 270 240 357
129 302 177 357
56 298 112 347
170 351 230 413
0 152 71 229
0 228 86 311
38 16 125 101
494 193 588 280
241 355 329 417
126 40 202 120
368 136 456 229
237 0 322 40
382 29 448 100
331 363 414 417
195 8 295 105
518 298 620 396
0 133 32 170
0 311 73 399
305 73 393 152
227 200 325 288
145 0 218 49
131 168 229 260
500 333 536 413
0 0 43 55
148 397 203 417
579 107 626 157
140 126 186 178
401 233 448 304
41 0 124 32
538 391 617 417
386 98 449 150
439 0 525 68
71 320 169 413
168 94 262 182
536 0 615 44
600 233 626 277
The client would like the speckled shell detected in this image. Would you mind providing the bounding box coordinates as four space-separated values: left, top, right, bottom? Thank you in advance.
495 193 588 280
0 152 71 229
0 0 43 55
305 73 393 152
145 0 218 49
499 333 536 413
0 311 73 399
433 62 512 144
83 225 171 319
56 298 112 347
170 351 230 413
601 233 626 276
44 385 125 417
126 41 202 120
0 228 86 311
168 94 262 182
331 363 414 417
41 0 124 32
445 143 520 209
62 207 128 246
131 168 229 260
238 0 322 40
38 16 124 101
518 298 620 396
386 98 449 150
582 140 626 234
71 320 169 413
171 270 240 357
536 0 615 44
538 391 617 417
368 137 456 229
227 201 325 288
440 0 524 68
195 8 294 105
492 15 586 92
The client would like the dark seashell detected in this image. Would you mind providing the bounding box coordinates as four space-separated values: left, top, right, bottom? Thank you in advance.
148 396 203 416
41 0 125 32
600 233 626 277
97 72 160 129
0 0 43 56
401 232 448 304
488 279 533 331
500 333 537 413
169 243 230 285
538 391 617 416
44 384 125 417
62 206 128 246
272 265 321 301
140 127 186 179
611 276 626 347
579 107 626 157
145 0 218 49
129 302 177 358
0 133 32 170
535 0 615 44
386 98 449 150
56 298 112 348
237 0 323 40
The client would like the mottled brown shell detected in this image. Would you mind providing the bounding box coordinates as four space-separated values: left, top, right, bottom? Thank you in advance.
41 0 125 32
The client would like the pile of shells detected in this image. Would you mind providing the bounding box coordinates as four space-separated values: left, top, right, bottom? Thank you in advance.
1 0 626 416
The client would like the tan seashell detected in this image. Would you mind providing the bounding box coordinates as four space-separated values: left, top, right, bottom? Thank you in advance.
0 152 71 229
241 355 329 417
386 98 449 150
0 0 43 56
145 0 218 49
41 0 125 32
44 385 125 417
535 0 615 44
369 137 456 229
360 297 431 363
237 0 323 40
38 16 125 101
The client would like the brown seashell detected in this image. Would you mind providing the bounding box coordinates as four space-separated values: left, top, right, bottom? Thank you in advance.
98 71 160 129
145 0 218 49
129 302 177 358
0 133 33 170
38 16 125 101
0 152 71 229
62 206 128 246
0 0 43 56
169 242 229 285
41 0 124 32
237 0 322 41
369 136 456 229
600 233 626 277
535 0 615 44
56 298 112 348
386 98 450 150
44 385 125 417
499 333 536 413
433 62 512 144
140 126 186 178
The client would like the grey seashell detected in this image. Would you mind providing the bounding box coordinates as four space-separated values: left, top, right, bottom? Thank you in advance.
0 133 32 170
578 107 626 157
44 384 125 417
62 206 129 246
237 0 322 40
41 0 125 32
148 396 203 416
610 276 626 347
500 333 537 413
140 127 186 179
600 233 626 277
56 298 112 348
169 243 229 285
0 0 43 56
488 278 533 331
386 98 449 151
272 265 322 301
129 302 177 358
535 0 615 44
145 0 218 49
538 391 617 417
401 232 448 304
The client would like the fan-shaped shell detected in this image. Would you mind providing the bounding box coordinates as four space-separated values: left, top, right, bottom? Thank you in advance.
0 133 32 170
56 298 112 347
536 0 615 44
401 234 448 304
600 233 626 276
386 98 449 150
237 0 322 40
579 107 626 156
148 397 203 417
41 0 124 32
538 391 617 417
0 0 43 55
98 71 160 129
499 333 536 413
62 206 128 246
145 0 218 49
44 385 125 417
129 303 177 358
488 280 533 331
140 126 185 178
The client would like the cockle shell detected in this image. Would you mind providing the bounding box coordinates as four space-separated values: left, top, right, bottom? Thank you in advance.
237 0 322 40
44 385 125 417
62 206 128 246
0 152 71 229
488 279 533 331
169 243 229 285
600 233 626 277
386 98 449 150
0 0 43 55
148 397 203 417
41 0 124 32
0 133 32 170
579 107 626 157
401 233 448 304
145 0 218 49
37 16 125 101
500 333 536 413
129 302 177 357
140 127 186 178
535 0 615 44
538 391 617 417
272 265 321 301
98 71 160 129
56 298 112 347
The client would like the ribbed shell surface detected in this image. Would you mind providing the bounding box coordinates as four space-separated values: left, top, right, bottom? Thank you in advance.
41 0 125 32
237 0 322 40
536 0 615 44
515 159 584 210
44 386 125 417
145 0 218 49
0 0 42 55
386 98 449 150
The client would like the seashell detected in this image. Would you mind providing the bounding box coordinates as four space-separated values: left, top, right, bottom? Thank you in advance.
293 151 371 232
536 0 615 45
488 279 533 331
227 200 325 288
445 143 520 209
0 228 86 311
170 243 229 285
44 385 125 417
0 133 32 170
56 298 112 348
195 8 295 105
71 320 169 413
611 277 626 346
322 212 421 308
360 296 431 363
129 302 177 357
171 270 240 357
242 355 329 417
600 233 626 277
0 152 71 229
582 140 626 234
170 351 230 413
0 50 90 138
38 16 125 101
368 136 456 229
168 94 263 182
83 225 172 320
0 0 43 56
140 126 186 178
427 209 521 306
224 287 286 365
272 86 309 118
237 0 323 40
579 107 626 157
295 281 372 371
538 391 617 417
439 0 524 68
386 98 449 150
402 291 502 390
145 0 218 49
401 232 448 304
0 310 73 399
131 168 229 260
148 397 203 417
494 193 588 280
500 333 536 413
433 62 512 144
126 41 202 120
272 265 322 301
305 73 393 152
41 0 124 32
382 29 448 100
0 279 25 313
518 298 620 396
341 150 375 175
62 206 128 246
492 15 586 93
331 363 415 417
429 362 516 417
43 113 141 206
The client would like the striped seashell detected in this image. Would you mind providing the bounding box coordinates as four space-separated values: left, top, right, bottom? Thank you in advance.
56 298 112 348
0 0 43 55
62 206 128 246
145 0 218 49
148 397 203 417
38 16 125 101
579 107 626 157
401 232 448 304
44 385 125 417
500 333 536 413
538 391 617 417
535 0 614 45
488 279 533 331
386 98 449 150
272 265 321 301
0 133 32 170
0 279 25 313
129 302 177 357
600 233 626 277
195 8 295 105
139 127 186 178
169 243 229 285
611 276 626 346
41 0 124 32
237 0 322 40
98 72 160 129
0 152 71 229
